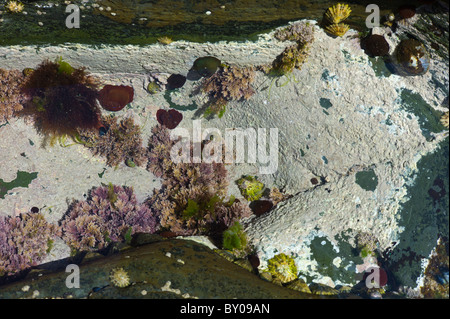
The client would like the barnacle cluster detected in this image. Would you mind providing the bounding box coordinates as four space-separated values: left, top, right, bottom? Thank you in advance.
78 115 147 167
322 3 351 37
200 65 256 117
0 211 59 277
267 253 298 283
60 184 159 252
0 68 26 124
19 58 101 143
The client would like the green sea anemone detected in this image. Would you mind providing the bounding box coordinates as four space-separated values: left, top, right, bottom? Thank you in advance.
147 82 160 94
267 253 298 283
236 176 264 201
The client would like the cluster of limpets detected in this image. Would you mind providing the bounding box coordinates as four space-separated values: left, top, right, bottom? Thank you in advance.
322 3 352 37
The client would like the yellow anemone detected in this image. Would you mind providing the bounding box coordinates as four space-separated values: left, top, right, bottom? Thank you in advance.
5 1 24 13
325 3 351 24
325 23 350 37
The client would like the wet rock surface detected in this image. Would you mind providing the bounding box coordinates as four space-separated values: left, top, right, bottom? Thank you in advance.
0 238 319 299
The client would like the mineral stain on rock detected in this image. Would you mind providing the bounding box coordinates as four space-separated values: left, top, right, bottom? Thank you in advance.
355 169 378 192
319 98 333 110
0 171 38 199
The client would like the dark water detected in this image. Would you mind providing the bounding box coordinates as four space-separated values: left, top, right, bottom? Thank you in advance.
0 0 434 45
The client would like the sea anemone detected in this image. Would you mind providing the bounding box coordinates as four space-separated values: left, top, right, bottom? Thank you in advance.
110 267 130 287
60 184 159 252
0 68 26 124
147 82 160 94
0 211 59 277
5 1 24 13
157 36 173 45
78 115 147 167
97 85 134 111
324 23 350 37
236 176 264 202
156 109 183 129
166 74 187 90
441 112 449 128
19 58 101 141
390 39 430 76
192 56 221 77
267 253 298 283
398 5 416 20
324 3 351 24
362 34 390 57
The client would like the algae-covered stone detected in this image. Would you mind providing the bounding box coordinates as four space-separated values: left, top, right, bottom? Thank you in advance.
0 239 320 299
259 271 273 282
233 259 254 273
286 279 312 294
213 249 236 262
309 282 339 296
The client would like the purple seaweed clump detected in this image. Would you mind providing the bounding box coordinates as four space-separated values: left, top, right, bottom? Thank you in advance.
0 68 27 124
0 212 59 277
146 125 252 237
61 184 159 252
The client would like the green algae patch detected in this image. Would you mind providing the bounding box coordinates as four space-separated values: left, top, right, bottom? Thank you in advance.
368 56 392 78
399 89 444 140
355 169 378 191
387 138 449 287
163 90 198 111
0 171 38 199
306 236 361 286
319 98 332 110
